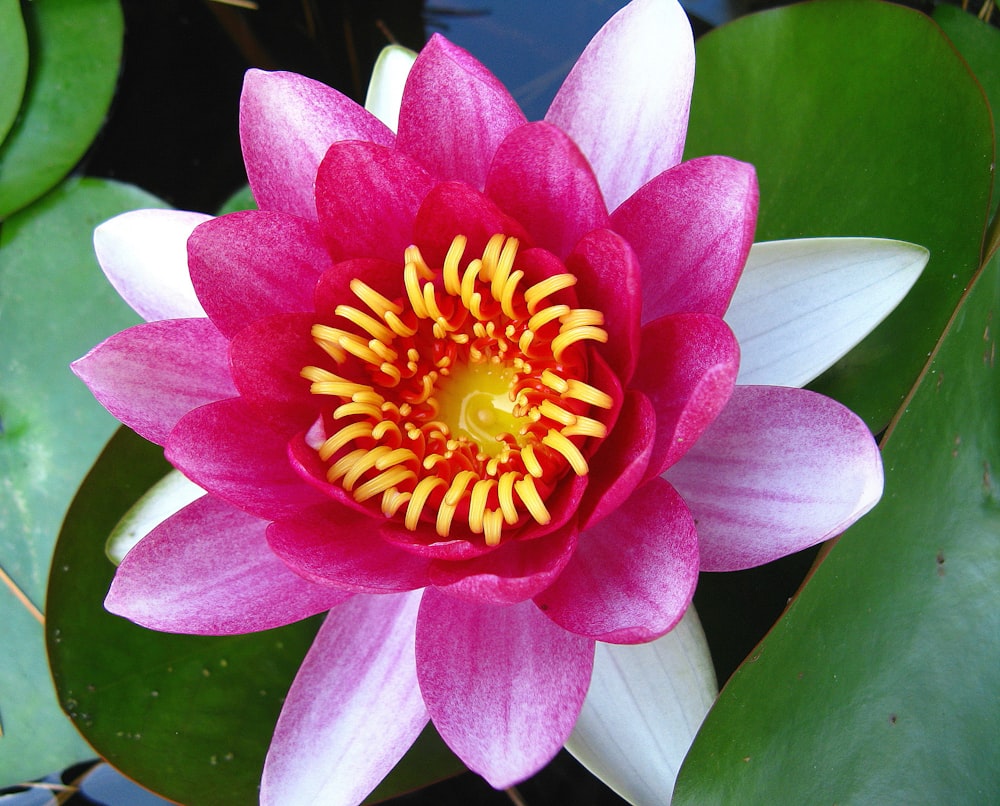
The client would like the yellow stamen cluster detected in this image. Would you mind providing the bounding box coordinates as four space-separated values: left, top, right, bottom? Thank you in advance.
302 233 612 547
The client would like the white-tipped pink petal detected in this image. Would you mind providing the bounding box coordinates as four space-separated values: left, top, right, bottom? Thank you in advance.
666 386 884 571
94 209 210 321
105 470 204 565
728 238 929 387
262 591 428 806
71 319 237 446
546 0 695 210
240 69 394 219
365 45 417 132
105 495 351 635
565 607 717 806
416 589 594 789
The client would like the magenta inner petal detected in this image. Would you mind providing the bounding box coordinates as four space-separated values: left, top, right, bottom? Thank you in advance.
397 34 527 190
535 477 699 644
188 210 331 337
316 141 434 263
611 155 758 323
485 121 608 260
415 589 594 788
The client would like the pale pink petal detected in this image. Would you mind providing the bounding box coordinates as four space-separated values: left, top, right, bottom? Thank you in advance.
610 156 758 323
364 45 417 133
536 478 698 643
416 590 594 788
546 0 695 210
578 391 655 529
262 591 428 806
567 607 717 805
105 495 350 635
94 209 210 321
485 121 608 259
166 398 329 519
315 141 434 262
267 504 432 592
666 385 884 571
239 69 393 219
397 34 526 189
72 319 236 446
188 210 331 337
633 313 739 477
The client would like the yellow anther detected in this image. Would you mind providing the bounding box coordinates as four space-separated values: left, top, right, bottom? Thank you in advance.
319 422 375 461
333 401 383 420
336 332 383 365
384 310 417 337
524 273 577 314
381 488 411 517
514 475 551 525
343 446 393 490
480 233 505 280
442 235 468 295
334 304 395 343
307 375 373 399
564 379 614 409
540 369 569 394
483 508 504 547
521 444 544 478
499 270 524 318
375 448 420 470
490 236 518 301
405 476 446 530
404 262 430 319
542 429 589 475
326 448 369 484
443 470 477 506
559 308 605 330
538 399 577 427
528 304 571 333
460 259 479 308
498 471 519 524
435 497 458 537
355 466 416 502
468 478 497 534
378 362 402 386
368 340 398 363
350 278 402 318
371 420 401 443
551 325 608 362
562 415 609 439
423 282 447 322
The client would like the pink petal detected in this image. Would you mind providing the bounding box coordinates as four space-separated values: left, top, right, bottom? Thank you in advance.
566 228 642 383
315 141 434 263
634 313 740 477
412 181 530 268
416 589 594 788
166 398 328 519
484 121 608 259
187 211 331 337
666 385 885 571
94 209 210 322
267 504 432 592
239 69 393 219
262 591 428 806
105 495 350 635
229 311 325 435
397 34 526 189
578 390 655 529
72 319 236 446
610 156 758 322
427 524 578 605
545 0 695 210
536 478 698 643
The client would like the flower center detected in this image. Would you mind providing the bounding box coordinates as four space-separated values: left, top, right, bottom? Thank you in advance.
301 234 612 547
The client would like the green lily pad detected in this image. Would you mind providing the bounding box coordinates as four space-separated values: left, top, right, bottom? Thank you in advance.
0 0 123 219
216 183 257 215
675 242 1000 804
48 428 464 804
683 0 993 430
0 177 167 782
0 0 28 148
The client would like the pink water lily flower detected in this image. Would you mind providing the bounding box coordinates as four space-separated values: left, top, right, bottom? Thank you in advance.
72 0 912 802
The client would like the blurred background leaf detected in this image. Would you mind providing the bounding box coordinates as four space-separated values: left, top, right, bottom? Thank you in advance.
0 178 166 782
0 0 29 148
0 0 123 219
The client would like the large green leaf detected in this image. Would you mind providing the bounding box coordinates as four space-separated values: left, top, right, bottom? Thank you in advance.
47 429 464 804
675 244 1000 804
0 178 168 783
0 0 123 219
0 0 28 148
683 0 993 430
